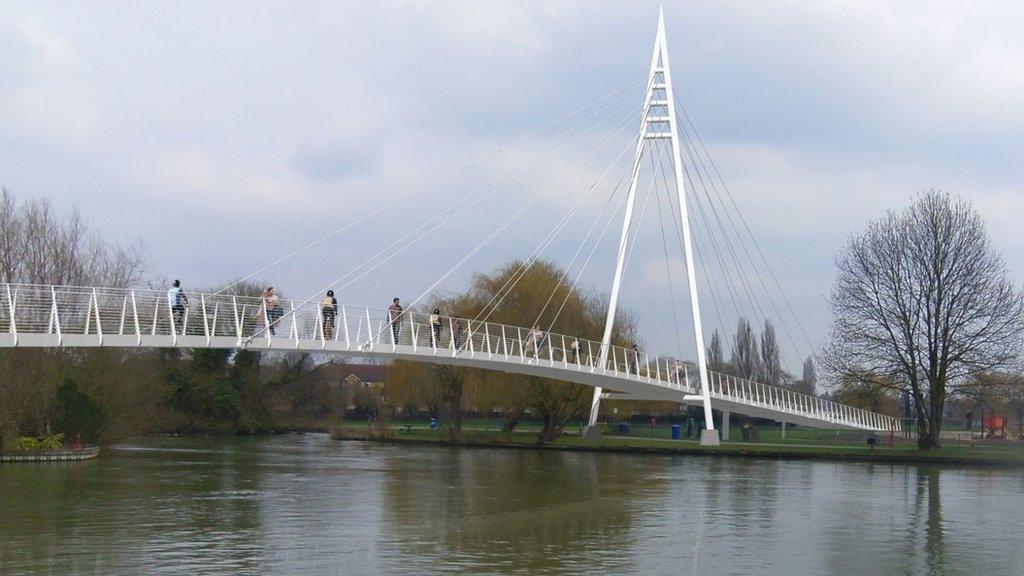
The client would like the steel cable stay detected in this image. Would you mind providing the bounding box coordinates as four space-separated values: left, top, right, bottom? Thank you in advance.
684 210 730 342
664 127 749 324
338 102 642 318
470 141 632 326
614 160 659 301
312 89 643 289
649 136 729 343
540 171 635 336
672 128 750 326
517 148 652 336
675 96 816 356
654 134 749 345
244 91 645 341
364 102 649 342
214 75 647 296
647 140 687 359
298 80 641 302
471 131 638 326
641 135 730 341
677 126 773 342
502 172 627 329
676 116 798 361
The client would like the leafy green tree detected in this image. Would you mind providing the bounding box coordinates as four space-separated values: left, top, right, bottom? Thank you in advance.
52 377 106 443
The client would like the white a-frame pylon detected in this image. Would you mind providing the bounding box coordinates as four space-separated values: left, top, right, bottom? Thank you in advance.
585 8 719 446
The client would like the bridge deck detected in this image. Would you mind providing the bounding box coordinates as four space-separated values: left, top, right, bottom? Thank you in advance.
0 283 898 432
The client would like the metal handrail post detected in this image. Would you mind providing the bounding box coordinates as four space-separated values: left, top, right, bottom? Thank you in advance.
365 309 373 351
92 288 103 345
290 302 299 348
232 296 241 344
342 306 350 348
410 314 418 353
4 285 16 346
118 295 127 336
131 291 141 345
201 294 211 345
51 287 62 345
449 317 456 356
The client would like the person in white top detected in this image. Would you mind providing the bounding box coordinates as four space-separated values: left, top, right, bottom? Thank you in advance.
261 287 282 336
570 336 581 364
168 280 189 331
429 308 442 346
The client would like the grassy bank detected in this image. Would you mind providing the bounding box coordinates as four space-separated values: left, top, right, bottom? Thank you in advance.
331 425 1024 468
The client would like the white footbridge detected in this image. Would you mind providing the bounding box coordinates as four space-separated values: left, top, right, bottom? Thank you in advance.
0 11 901 442
0 283 897 433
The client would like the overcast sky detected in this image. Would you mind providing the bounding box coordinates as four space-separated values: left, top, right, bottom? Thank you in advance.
2 1 1022 371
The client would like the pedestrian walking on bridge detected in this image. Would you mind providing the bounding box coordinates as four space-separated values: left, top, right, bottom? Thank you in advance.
388 297 404 345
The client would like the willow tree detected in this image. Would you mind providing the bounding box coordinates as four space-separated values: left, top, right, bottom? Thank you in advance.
388 259 636 442
466 259 637 442
826 190 1024 449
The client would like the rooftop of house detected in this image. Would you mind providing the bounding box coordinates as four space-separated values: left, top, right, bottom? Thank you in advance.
319 362 388 383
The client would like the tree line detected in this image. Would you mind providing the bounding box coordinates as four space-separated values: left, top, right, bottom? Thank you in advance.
0 190 357 448
3 187 1022 451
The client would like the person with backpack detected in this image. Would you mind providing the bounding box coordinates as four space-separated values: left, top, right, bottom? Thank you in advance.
429 308 443 347
168 279 189 332
321 290 338 339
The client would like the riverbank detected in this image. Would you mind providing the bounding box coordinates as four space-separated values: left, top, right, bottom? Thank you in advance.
331 426 1024 467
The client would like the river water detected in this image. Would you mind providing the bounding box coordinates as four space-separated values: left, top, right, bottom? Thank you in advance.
1 434 1022 575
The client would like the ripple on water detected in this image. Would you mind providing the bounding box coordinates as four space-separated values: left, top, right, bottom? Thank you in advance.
1 435 1022 575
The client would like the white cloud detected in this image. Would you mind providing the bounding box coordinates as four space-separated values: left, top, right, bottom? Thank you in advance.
1 0 1021 367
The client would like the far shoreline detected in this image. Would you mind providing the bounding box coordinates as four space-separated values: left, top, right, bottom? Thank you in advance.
331 426 1024 469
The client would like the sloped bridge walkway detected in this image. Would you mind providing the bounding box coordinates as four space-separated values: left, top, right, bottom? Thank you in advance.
0 283 897 432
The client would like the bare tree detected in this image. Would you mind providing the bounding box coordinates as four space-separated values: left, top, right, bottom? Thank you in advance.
707 330 726 373
731 317 761 380
0 188 143 286
0 189 146 447
760 320 782 386
793 356 817 396
825 190 1024 449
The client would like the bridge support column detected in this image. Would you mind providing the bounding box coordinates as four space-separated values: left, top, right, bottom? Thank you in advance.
720 409 730 443
780 421 786 440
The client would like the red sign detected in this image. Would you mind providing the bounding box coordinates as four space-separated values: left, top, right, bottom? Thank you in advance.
983 415 1004 429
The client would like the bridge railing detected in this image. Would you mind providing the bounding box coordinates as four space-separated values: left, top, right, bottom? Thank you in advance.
704 370 898 432
0 283 897 431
